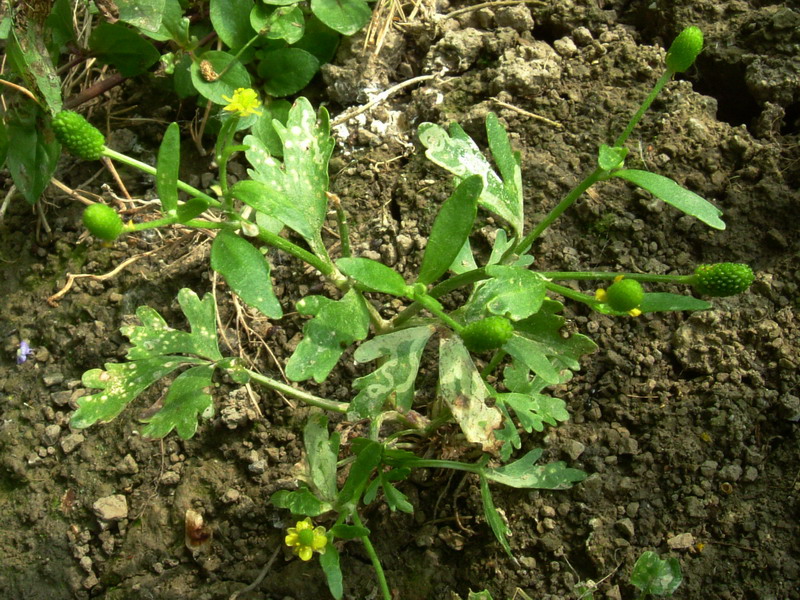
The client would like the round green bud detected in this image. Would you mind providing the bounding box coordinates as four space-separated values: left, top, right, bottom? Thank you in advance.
605 278 644 312
460 316 514 353
665 26 704 73
51 110 106 161
83 203 124 241
691 263 754 297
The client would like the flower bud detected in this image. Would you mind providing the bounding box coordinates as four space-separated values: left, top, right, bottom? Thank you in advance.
666 26 704 73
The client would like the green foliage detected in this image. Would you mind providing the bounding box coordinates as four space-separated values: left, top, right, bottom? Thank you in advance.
459 316 515 353
630 551 683 598
89 22 160 77
51 111 105 161
82 204 124 241
605 278 644 312
5 112 60 205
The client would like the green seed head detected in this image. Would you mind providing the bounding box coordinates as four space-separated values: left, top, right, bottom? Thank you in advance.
51 111 106 161
83 203 124 241
460 316 514 353
692 263 754 297
605 278 644 312
665 26 704 73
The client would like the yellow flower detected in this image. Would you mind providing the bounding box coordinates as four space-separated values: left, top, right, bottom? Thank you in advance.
285 517 327 561
222 88 263 117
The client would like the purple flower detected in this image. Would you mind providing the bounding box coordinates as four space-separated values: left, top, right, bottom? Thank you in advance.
16 340 32 365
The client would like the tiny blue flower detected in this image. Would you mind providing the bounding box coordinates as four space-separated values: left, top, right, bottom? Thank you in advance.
16 340 32 365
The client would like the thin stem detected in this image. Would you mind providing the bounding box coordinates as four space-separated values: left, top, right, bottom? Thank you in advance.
102 147 221 208
480 350 507 379
614 70 673 148
412 293 463 334
351 511 391 600
394 457 483 474
544 281 601 308
512 166 606 256
329 193 352 258
542 271 694 284
245 370 349 413
252 223 335 277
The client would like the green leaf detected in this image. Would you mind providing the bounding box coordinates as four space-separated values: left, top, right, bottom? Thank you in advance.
118 0 166 31
6 115 60 205
241 98 333 255
417 174 481 286
486 113 523 225
320 543 343 600
483 449 587 489
286 289 370 383
210 0 255 50
449 238 479 275
419 121 524 236
142 0 187 42
640 292 711 313
251 99 291 157
71 357 204 429
311 0 371 35
613 169 725 230
496 392 569 433
251 4 305 43
157 122 180 217
293 16 340 65
140 365 214 439
438 336 503 453
598 144 628 171
210 230 283 319
351 326 435 418
46 0 77 51
337 257 410 296
480 476 512 557
630 552 683 596
271 487 331 517
511 298 598 374
503 334 561 385
7 21 62 113
465 265 546 322
190 51 251 104
469 591 495 600
379 474 414 513
304 413 339 502
89 22 160 76
258 47 320 97
330 524 370 539
176 197 211 223
336 439 383 507
124 288 222 361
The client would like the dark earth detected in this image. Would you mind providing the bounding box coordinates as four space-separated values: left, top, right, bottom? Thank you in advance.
1 1 799 599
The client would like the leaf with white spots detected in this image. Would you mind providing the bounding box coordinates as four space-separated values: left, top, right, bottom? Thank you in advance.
419 119 524 237
285 289 370 383
438 336 503 454
140 365 215 439
71 356 206 429
124 289 222 361
463 265 546 322
241 97 333 256
350 325 435 418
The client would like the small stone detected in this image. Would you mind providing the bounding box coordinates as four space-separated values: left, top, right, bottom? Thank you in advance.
667 532 695 550
615 518 635 539
160 471 180 486
572 26 593 46
118 454 139 475
718 464 743 482
222 489 241 504
396 234 414 255
51 391 72 406
60 433 85 454
43 424 61 446
82 572 99 589
563 439 586 460
553 36 578 57
248 459 268 475
43 371 65 387
79 556 93 573
93 494 128 521
699 460 718 478
743 466 759 482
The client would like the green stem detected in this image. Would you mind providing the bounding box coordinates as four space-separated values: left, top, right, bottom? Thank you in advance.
544 281 601 308
542 271 694 284
391 269 489 329
351 511 391 600
395 457 483 474
252 223 335 277
412 292 463 334
480 350 507 379
102 147 221 208
614 70 674 148
330 194 352 258
245 370 349 413
512 166 607 256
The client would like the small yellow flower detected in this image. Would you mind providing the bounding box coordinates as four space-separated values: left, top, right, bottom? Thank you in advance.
222 88 263 117
285 517 327 561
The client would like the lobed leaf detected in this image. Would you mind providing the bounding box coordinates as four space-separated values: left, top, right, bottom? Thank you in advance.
630 551 683 596
140 365 214 439
613 169 725 230
350 326 435 418
303 413 340 503
497 392 570 434
285 289 370 383
210 230 283 319
483 449 586 489
271 487 331 517
465 265 546 322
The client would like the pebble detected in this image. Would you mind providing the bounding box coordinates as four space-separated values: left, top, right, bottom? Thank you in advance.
93 494 128 521
160 471 180 486
43 371 65 387
615 518 635 539
60 433 85 454
667 532 695 550
43 424 61 446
